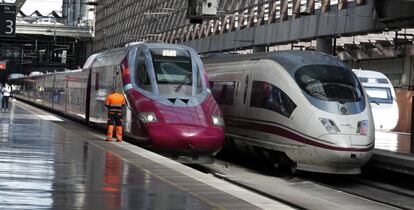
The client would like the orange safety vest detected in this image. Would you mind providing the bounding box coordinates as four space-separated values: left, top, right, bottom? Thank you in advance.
105 92 126 112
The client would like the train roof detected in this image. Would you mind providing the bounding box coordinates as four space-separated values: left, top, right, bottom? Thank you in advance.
10 69 85 80
352 69 388 79
93 42 195 57
88 43 197 68
203 50 348 72
141 42 195 51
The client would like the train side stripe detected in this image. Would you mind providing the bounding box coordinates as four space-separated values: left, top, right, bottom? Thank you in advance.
224 117 374 152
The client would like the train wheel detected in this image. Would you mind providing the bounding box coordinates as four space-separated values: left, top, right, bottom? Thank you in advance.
289 164 297 175
224 136 237 152
266 150 297 175
279 154 297 175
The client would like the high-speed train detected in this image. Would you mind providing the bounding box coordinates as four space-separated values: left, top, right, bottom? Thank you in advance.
353 69 399 131
11 43 225 163
205 51 375 174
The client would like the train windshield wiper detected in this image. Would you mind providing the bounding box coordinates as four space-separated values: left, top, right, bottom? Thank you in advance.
175 79 187 92
175 74 191 92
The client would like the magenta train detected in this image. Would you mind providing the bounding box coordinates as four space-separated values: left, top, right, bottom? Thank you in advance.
11 43 225 163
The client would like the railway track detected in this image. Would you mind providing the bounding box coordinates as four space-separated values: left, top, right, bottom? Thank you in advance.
306 169 414 210
189 154 412 210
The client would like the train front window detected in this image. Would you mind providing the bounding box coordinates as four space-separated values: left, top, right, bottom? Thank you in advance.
295 65 363 103
152 55 192 85
365 87 393 104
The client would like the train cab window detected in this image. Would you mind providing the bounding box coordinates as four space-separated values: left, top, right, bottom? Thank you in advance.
149 48 193 86
250 81 296 118
295 65 363 103
135 56 151 91
364 87 393 104
151 55 192 85
210 81 235 105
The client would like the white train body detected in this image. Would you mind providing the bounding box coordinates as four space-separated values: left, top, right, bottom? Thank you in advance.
206 51 375 174
353 69 399 131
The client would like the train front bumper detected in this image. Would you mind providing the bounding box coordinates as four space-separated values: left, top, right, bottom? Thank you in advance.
287 134 373 174
297 134 374 174
146 124 225 154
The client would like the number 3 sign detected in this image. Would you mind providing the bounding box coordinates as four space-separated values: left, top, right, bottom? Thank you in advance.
0 4 16 37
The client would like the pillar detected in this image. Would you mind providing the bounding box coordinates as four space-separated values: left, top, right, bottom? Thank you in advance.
316 38 333 55
253 45 267 53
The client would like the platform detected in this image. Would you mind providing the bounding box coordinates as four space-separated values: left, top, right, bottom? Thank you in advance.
369 131 414 175
0 100 291 210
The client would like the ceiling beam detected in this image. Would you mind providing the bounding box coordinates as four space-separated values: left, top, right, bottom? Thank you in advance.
14 0 26 12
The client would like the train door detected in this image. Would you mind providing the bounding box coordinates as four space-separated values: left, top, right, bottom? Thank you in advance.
213 62 248 137
114 64 132 133
238 63 255 137
90 65 118 126
89 68 98 124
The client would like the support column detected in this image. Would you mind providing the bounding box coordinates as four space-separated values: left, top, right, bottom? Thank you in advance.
411 95 414 153
402 55 412 88
316 38 333 55
253 45 267 53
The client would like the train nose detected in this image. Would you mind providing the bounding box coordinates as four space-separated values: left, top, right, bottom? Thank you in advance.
147 124 224 152
316 134 374 164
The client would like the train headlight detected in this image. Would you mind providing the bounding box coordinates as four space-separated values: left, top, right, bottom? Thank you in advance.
212 115 224 126
319 118 340 134
139 112 158 123
357 120 368 135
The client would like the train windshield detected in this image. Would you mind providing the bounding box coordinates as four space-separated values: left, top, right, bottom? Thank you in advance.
151 54 192 85
364 87 393 104
295 65 363 103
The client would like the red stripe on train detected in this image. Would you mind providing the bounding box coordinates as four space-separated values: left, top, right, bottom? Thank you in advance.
225 118 373 152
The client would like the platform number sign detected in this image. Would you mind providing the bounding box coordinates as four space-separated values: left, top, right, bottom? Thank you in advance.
0 4 16 37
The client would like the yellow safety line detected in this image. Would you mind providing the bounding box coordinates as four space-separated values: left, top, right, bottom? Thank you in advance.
14 100 225 210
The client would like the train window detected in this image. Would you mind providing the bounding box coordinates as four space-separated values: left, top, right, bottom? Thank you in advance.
365 87 393 104
151 55 192 85
295 65 363 103
377 78 389 84
250 81 296 118
95 72 99 90
211 81 235 105
357 77 368 83
135 56 151 90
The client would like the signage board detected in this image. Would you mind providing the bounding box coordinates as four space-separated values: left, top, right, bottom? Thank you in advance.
0 4 16 37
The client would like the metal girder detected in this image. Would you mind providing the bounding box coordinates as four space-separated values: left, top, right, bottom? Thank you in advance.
16 24 93 38
17 24 93 38
183 0 377 53
92 0 412 54
14 0 26 12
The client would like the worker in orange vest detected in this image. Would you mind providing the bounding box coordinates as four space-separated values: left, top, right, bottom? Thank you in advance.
105 88 126 142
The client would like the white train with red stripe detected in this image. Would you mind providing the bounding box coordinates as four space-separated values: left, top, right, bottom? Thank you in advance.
205 51 375 174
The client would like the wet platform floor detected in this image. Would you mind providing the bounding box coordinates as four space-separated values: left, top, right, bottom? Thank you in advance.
375 131 412 154
371 131 414 175
0 101 288 210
